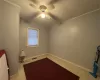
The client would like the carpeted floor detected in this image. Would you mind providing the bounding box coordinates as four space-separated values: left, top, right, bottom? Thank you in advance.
24 58 79 80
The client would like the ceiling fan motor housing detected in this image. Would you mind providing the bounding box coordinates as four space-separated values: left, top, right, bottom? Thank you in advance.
39 5 47 12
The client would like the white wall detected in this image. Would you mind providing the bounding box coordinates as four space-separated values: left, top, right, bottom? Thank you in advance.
0 0 4 49
20 20 49 58
3 1 20 75
49 9 100 70
1 0 100 76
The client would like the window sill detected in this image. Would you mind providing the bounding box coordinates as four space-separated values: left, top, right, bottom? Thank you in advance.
26 45 39 47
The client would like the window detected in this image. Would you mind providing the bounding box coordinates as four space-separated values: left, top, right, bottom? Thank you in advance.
27 28 39 47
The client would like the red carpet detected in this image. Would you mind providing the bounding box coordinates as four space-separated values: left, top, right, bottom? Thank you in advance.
24 58 79 80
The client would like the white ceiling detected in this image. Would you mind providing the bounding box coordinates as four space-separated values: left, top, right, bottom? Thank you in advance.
9 0 100 26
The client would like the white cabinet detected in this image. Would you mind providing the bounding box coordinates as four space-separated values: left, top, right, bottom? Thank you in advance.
0 54 8 80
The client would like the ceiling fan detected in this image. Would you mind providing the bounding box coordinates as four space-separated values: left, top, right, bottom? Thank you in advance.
29 0 62 24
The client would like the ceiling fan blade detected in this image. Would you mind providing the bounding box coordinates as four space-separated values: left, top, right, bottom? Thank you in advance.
30 0 38 5
29 3 37 8
47 4 55 10
47 0 60 10
48 12 62 24
48 0 60 5
26 12 40 22
31 12 40 19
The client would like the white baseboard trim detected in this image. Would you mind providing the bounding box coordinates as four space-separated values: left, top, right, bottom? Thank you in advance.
10 73 18 79
10 54 48 78
10 53 92 78
47 54 91 72
24 53 48 64
23 53 91 72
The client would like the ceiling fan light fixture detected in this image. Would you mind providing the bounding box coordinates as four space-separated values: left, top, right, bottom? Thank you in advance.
41 13 46 18
39 5 47 12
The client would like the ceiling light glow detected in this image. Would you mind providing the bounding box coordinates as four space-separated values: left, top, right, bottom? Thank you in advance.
41 13 46 18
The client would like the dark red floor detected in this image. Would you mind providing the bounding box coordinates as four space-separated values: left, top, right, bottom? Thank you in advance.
24 58 79 80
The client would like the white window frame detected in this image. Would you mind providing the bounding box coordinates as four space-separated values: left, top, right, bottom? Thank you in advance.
27 27 39 47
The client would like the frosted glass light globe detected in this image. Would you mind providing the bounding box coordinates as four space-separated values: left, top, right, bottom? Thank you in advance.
41 13 46 18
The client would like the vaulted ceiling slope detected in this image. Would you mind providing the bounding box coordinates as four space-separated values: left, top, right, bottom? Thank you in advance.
8 0 100 26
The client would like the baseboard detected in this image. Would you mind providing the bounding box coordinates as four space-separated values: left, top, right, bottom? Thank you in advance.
47 54 91 72
10 73 18 79
10 53 91 79
24 53 91 72
24 53 48 64
10 54 48 79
